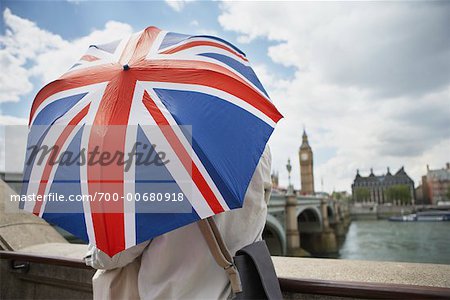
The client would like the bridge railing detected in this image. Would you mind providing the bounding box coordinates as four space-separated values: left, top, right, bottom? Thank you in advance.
2 250 450 299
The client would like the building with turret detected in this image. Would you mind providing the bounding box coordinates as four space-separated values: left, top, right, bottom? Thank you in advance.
351 167 415 205
419 163 450 205
299 130 314 195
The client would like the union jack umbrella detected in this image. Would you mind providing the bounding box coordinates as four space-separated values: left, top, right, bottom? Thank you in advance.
20 27 282 256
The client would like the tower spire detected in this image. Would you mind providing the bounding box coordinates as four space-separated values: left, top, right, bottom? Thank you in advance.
301 127 309 147
299 127 314 195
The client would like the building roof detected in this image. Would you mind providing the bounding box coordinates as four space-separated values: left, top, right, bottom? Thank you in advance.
427 168 450 181
353 167 414 185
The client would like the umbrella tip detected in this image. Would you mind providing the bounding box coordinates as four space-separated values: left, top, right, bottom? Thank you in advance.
123 64 130 71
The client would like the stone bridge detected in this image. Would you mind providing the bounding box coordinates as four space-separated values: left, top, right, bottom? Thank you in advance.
0 173 350 257
263 190 351 256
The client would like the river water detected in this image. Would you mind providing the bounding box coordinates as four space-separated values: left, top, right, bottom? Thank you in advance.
338 220 450 265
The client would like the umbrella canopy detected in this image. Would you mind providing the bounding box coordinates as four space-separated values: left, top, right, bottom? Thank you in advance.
21 26 283 256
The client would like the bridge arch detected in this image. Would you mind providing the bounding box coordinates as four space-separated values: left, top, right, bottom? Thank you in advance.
263 214 286 255
297 206 322 233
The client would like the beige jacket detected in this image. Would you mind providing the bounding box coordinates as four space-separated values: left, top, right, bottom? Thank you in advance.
85 146 271 299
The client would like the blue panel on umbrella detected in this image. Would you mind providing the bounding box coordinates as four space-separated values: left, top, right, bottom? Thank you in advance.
32 93 87 126
159 32 191 50
22 93 88 199
154 89 273 209
199 52 269 98
135 125 179 182
135 125 197 244
93 39 121 54
43 126 89 242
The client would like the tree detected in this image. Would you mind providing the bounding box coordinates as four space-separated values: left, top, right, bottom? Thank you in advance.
354 187 370 202
386 184 412 205
332 192 342 200
332 191 351 202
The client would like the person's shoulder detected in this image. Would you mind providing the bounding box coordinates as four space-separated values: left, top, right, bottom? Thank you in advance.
259 144 271 174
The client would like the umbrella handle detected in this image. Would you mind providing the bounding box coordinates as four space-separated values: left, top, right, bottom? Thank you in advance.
197 217 243 294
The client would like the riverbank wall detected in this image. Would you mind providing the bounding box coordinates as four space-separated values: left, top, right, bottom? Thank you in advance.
350 204 414 220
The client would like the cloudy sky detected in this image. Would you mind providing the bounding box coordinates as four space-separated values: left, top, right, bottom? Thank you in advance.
1 1 449 192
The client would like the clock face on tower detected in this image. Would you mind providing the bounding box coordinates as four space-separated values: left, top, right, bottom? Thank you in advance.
301 153 309 161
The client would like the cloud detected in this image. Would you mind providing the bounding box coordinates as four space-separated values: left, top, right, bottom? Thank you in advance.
0 115 27 125
0 50 33 102
0 8 133 103
0 8 134 172
219 2 450 192
29 20 132 84
165 0 195 12
0 8 66 102
188 19 218 36
220 2 450 97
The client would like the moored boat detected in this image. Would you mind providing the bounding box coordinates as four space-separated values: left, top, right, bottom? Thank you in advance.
389 214 417 222
389 211 450 222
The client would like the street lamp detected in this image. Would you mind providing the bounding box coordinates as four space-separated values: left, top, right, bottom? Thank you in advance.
286 158 294 195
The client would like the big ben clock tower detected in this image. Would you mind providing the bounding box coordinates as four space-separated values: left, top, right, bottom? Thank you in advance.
299 129 315 195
